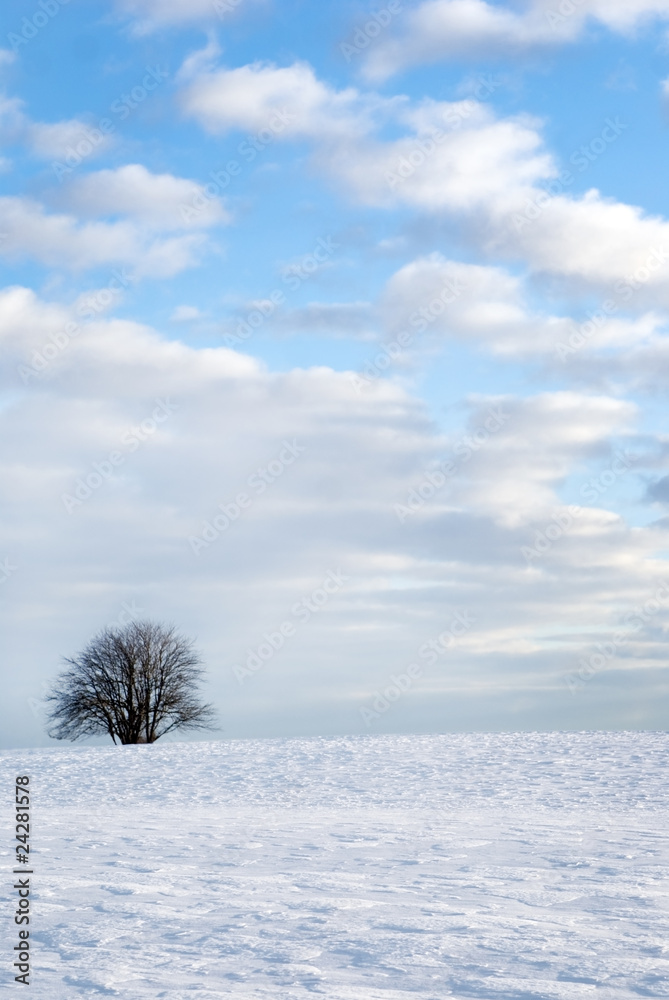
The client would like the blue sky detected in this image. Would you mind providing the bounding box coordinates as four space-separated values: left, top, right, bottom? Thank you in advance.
3 0 669 748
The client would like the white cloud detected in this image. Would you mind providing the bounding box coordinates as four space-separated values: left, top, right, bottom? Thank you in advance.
0 164 229 276
549 321 669 396
215 249 669 374
321 103 553 211
0 93 113 161
180 60 396 139
0 93 25 135
356 128 669 303
0 286 72 369
377 254 669 360
26 118 114 161
489 190 669 298
116 0 216 32
0 286 257 388
581 0 669 31
443 391 636 526
180 60 554 213
379 255 566 356
2 284 666 743
170 305 206 322
115 0 253 32
176 35 222 84
178 58 669 304
314 91 669 303
59 164 230 230
363 0 568 80
362 0 669 80
0 196 209 277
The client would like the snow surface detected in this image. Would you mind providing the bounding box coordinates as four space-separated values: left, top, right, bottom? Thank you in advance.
2 732 668 999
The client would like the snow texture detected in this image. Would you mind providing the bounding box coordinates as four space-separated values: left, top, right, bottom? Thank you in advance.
1 732 668 998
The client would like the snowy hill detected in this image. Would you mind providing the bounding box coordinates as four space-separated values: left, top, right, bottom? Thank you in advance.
2 732 668 998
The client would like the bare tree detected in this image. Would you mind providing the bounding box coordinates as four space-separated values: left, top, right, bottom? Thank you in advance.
46 620 217 744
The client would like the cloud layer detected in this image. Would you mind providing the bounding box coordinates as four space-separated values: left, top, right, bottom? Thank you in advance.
361 0 669 80
2 285 667 745
3 3 669 746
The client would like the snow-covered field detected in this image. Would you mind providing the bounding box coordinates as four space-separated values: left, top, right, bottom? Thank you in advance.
2 732 668 999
